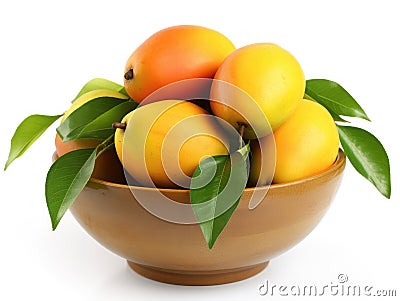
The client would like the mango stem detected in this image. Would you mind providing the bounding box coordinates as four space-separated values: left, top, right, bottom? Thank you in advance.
112 122 126 130
124 69 134 80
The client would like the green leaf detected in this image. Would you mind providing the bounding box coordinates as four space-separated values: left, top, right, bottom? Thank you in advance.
57 97 136 141
4 114 63 170
72 78 128 102
337 125 391 198
45 148 97 230
190 151 249 249
237 142 251 158
66 101 137 140
305 79 370 121
325 107 348 123
119 87 129 97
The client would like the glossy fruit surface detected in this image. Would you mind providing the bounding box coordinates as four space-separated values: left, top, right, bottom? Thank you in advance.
273 99 339 183
124 25 235 102
118 100 229 188
210 43 305 138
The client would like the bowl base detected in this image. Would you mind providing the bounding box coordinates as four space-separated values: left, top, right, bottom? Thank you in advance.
127 261 269 286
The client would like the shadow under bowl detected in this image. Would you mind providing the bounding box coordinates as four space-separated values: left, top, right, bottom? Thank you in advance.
68 149 346 285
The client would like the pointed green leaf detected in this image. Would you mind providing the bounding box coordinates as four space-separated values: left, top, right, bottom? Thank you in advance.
190 152 248 249
237 142 251 158
46 148 97 230
66 101 137 140
305 79 370 121
57 97 136 141
72 78 128 102
327 109 348 123
337 125 391 198
305 90 346 121
4 114 63 170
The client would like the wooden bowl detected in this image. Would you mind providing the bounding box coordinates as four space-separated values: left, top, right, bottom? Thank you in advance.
69 149 345 285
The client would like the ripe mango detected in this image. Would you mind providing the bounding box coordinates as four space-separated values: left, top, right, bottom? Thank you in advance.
115 100 230 188
210 43 305 138
273 99 339 183
123 25 235 103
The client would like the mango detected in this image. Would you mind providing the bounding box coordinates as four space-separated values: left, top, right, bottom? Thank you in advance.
115 100 230 188
123 25 235 103
210 43 305 138
273 99 339 183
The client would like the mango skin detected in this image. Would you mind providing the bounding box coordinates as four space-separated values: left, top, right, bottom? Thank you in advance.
273 99 339 183
124 25 235 103
117 100 230 189
210 43 305 138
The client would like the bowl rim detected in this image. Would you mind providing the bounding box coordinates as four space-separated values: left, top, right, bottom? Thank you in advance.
84 149 346 193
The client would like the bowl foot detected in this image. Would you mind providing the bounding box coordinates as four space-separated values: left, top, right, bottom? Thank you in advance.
127 261 269 286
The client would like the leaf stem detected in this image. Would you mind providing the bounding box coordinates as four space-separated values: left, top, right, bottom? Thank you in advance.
238 123 246 148
97 142 115 158
96 134 115 158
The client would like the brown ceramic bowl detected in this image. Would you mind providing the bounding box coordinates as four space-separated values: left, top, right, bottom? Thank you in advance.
68 149 345 286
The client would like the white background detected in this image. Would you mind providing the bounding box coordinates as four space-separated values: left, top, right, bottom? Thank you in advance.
0 0 399 300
